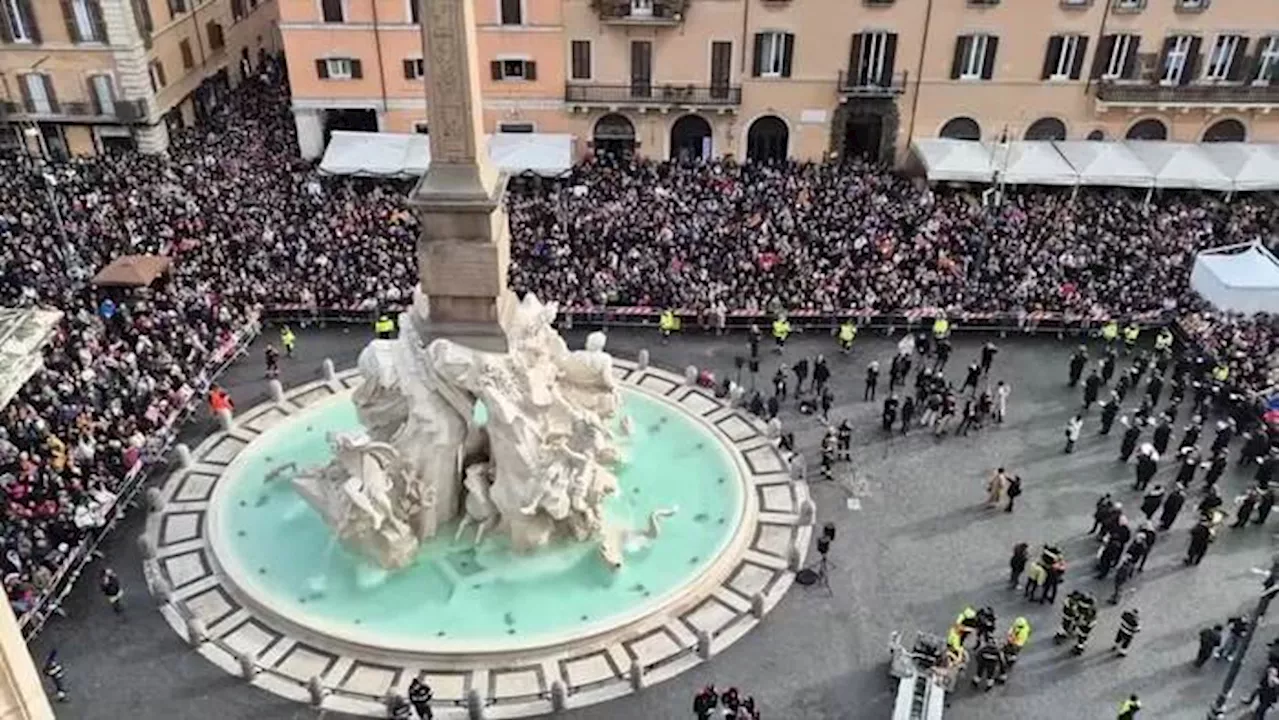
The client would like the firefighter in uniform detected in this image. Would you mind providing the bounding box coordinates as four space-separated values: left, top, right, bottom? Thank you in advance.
772 314 791 353
1122 322 1141 354
408 676 434 719
996 617 1031 683
1101 319 1119 347
1113 607 1140 657
1154 327 1173 356
43 649 68 702
659 308 677 344
838 319 857 354
972 641 1003 691
1055 591 1082 644
375 312 396 339
280 325 297 357
932 315 950 342
1072 592 1099 654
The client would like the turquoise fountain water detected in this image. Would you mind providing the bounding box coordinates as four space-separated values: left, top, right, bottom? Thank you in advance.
212 388 743 647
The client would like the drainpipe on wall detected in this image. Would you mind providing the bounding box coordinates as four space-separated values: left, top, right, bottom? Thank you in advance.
371 0 390 129
738 0 750 74
904 0 933 151
1084 0 1113 96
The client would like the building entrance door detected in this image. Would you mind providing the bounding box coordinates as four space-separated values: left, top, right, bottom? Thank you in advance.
844 116 882 162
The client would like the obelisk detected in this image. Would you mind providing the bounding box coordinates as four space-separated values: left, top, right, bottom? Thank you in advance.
407 0 514 352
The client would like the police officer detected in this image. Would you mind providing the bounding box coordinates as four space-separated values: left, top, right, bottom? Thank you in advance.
408 676 434 719
772 314 791 353
1212 362 1230 384
1068 346 1089 387
837 318 856 354
1117 694 1142 720
997 617 1031 683
280 325 296 357
659 308 677 344
375 312 396 339
43 649 68 702
932 314 950 343
1122 322 1140 354
1101 319 1119 348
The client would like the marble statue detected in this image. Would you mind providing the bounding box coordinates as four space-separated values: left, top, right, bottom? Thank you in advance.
292 293 634 570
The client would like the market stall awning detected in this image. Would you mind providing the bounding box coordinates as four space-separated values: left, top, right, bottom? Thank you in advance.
1051 141 1154 188
1125 141 1233 191
910 139 998 183
994 141 1078 186
1195 142 1280 192
91 255 172 287
319 131 573 178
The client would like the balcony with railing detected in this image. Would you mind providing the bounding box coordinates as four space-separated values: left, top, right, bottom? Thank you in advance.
565 83 742 107
838 70 908 99
0 99 149 122
1094 80 1278 106
590 0 688 25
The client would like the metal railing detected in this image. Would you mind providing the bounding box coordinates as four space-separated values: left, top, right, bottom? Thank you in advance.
1095 80 1279 105
838 70 908 97
0 98 148 122
591 0 687 23
565 83 742 106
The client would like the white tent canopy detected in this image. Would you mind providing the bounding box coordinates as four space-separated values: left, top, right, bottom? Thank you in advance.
994 141 1078 186
910 139 998 183
319 130 574 178
1195 143 1280 192
1189 242 1280 315
1051 141 1153 188
1124 141 1233 191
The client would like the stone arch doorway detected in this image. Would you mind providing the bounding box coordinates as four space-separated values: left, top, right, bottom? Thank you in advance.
1202 119 1246 142
1125 118 1167 141
747 115 788 163
593 113 636 157
669 114 712 161
1024 117 1067 141
939 116 981 141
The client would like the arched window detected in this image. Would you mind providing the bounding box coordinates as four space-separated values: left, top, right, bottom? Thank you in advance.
1086 129 1106 141
669 114 713 161
593 113 636 157
747 115 789 163
1202 119 1246 143
939 117 981 141
1125 118 1168 141
1023 118 1067 141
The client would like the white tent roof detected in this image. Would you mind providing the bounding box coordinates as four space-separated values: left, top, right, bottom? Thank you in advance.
1051 141 1154 188
1196 142 1280 192
1190 243 1279 314
1124 141 1233 191
994 141 1078 186
319 131 573 178
911 139 997 183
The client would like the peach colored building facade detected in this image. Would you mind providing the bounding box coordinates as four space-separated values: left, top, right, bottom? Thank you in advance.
282 0 1277 163
1 0 280 156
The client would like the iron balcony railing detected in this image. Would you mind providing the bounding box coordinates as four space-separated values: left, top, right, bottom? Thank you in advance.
837 70 908 97
1095 80 1278 106
0 99 148 122
565 83 742 106
590 0 688 24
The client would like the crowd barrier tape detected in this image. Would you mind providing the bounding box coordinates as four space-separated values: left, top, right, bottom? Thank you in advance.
18 318 260 640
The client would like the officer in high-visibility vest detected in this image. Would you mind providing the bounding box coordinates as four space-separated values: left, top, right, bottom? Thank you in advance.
1212 362 1230 383
932 315 951 341
996 617 1031 682
1116 694 1141 720
1153 328 1173 355
280 325 296 357
1101 320 1119 346
375 313 396 339
1122 323 1140 353
772 314 791 353
838 319 857 354
659 308 677 344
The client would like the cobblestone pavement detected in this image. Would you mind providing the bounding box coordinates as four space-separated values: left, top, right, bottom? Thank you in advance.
30 324 1277 720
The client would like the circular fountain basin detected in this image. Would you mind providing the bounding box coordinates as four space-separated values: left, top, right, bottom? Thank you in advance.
207 387 744 653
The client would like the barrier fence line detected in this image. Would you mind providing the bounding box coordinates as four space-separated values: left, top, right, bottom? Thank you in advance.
17 318 261 640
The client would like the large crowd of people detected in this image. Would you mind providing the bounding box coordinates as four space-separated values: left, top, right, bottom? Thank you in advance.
0 59 1276 627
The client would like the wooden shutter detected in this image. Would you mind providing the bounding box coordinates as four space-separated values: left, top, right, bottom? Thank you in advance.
20 0 39 43
751 34 763 77
89 76 102 115
1091 34 1115 79
490 60 502 80
350 59 363 78
980 36 998 80
1121 36 1140 79
1250 36 1275 85
1226 37 1248 81
780 33 794 78
403 59 415 79
89 0 106 42
1042 35 1063 79
316 59 329 79
881 33 898 87
61 0 81 42
1181 36 1201 85
1069 37 1089 79
525 61 536 80
0 6 12 43
180 39 193 68
847 34 863 83
1157 36 1175 81
710 41 731 90
950 36 969 79
43 75 60 113
19 75 34 113
155 61 166 86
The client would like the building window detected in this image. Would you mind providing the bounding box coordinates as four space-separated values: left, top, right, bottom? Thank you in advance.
413 122 429 134
1255 36 1279 85
21 73 54 114
5 0 35 43
131 0 152 34
849 31 898 87
1174 0 1207 11
1098 34 1139 79
317 57 361 79
1113 0 1144 9
408 0 419 23
231 0 246 20
180 38 194 68
167 0 186 17
499 122 534 133
491 59 536 81
499 0 521 25
149 60 166 91
951 34 998 80
90 73 115 115
1203 34 1244 81
207 21 224 51
1159 35 1195 84
321 0 343 23
1042 35 1087 80
570 40 591 80
403 58 424 79
67 0 105 43
753 31 794 78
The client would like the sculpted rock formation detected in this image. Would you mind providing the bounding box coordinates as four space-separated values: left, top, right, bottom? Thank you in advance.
292 293 631 569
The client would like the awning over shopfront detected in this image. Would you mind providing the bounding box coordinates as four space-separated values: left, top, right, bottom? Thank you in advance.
1124 141 1233 191
318 131 573 178
993 141 1078 187
1051 141 1153 188
1195 142 1280 192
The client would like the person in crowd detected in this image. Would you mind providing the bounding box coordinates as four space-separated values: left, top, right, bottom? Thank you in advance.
1196 625 1224 668
99 567 123 615
1113 607 1140 657
1064 415 1083 453
1008 543 1028 590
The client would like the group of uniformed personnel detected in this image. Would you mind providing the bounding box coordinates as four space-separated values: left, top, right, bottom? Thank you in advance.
1055 590 1099 655
944 605 1033 691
